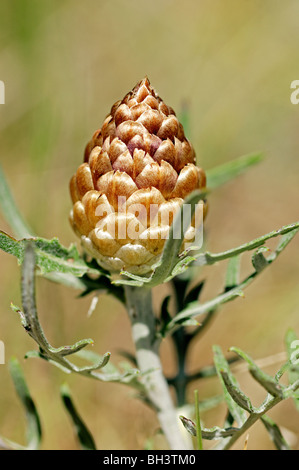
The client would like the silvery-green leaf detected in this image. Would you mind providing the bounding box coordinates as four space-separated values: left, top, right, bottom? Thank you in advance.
0 230 101 278
213 345 249 426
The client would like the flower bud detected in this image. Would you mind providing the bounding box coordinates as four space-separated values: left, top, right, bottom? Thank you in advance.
69 78 207 274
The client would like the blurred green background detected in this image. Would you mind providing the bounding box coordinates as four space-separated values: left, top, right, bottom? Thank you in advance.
0 0 298 450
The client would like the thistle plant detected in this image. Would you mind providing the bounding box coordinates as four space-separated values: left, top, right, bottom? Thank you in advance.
0 78 299 451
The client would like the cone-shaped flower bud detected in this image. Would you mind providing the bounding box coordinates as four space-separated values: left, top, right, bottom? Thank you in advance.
69 78 207 274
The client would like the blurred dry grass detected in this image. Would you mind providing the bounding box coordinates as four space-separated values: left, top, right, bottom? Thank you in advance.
0 0 298 450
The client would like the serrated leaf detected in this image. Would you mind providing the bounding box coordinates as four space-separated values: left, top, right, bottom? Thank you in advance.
213 345 249 426
72 349 142 388
164 221 299 337
61 384 97 450
0 230 102 278
179 416 237 440
113 221 299 289
9 357 42 450
50 338 95 357
163 222 299 336
16 243 132 386
15 243 95 358
13 300 95 363
221 371 255 413
194 222 299 267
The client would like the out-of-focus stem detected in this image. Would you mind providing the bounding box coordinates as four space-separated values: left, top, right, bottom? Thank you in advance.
124 285 190 450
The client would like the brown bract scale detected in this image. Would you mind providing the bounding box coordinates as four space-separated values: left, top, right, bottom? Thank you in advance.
69 78 207 274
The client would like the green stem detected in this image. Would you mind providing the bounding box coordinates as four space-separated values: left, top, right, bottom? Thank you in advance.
194 389 203 450
124 285 191 450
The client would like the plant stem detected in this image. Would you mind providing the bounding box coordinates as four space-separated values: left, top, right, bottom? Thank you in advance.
124 285 191 450
220 395 281 450
221 378 299 450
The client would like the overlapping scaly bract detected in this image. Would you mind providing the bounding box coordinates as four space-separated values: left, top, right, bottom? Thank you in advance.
69 78 207 274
